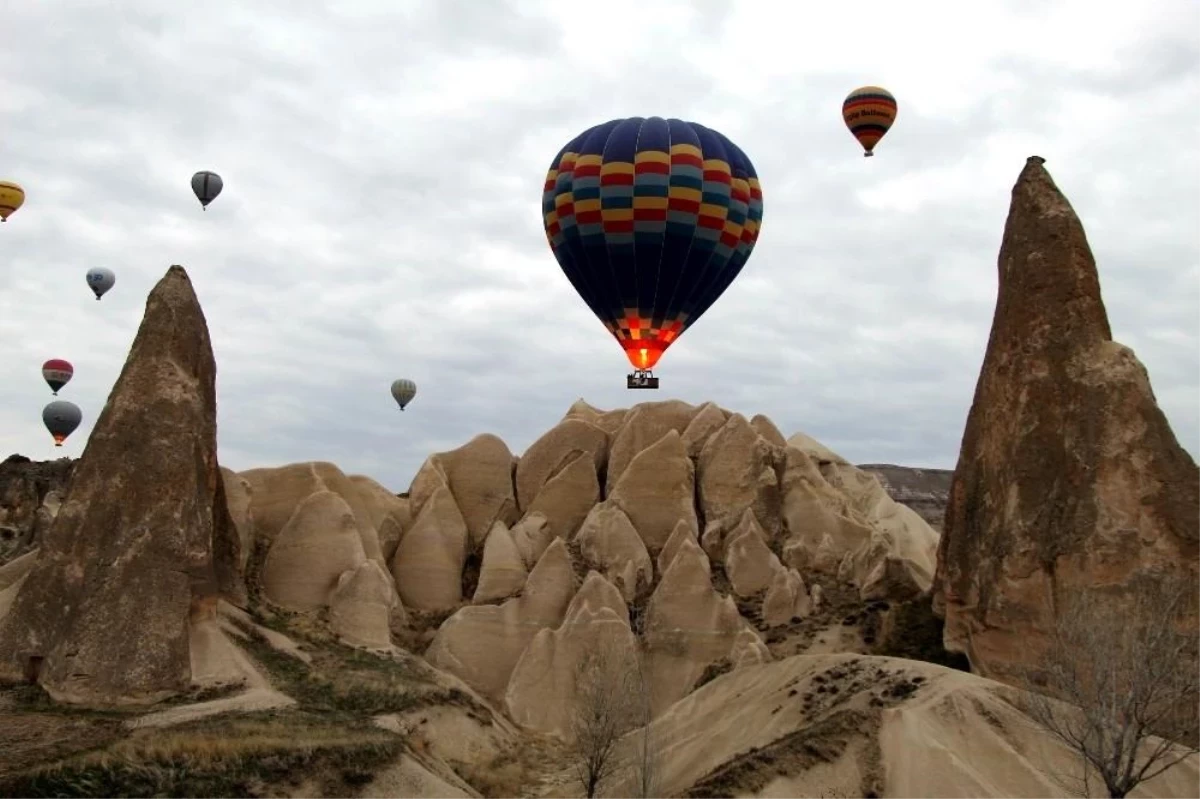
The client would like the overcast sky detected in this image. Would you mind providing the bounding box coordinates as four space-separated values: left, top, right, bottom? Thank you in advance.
1 0 1196 492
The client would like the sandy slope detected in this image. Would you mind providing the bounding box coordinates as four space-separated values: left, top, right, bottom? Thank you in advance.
565 653 1199 799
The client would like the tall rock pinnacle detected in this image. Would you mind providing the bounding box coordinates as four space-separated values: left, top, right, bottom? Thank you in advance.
0 265 243 705
932 158 1199 684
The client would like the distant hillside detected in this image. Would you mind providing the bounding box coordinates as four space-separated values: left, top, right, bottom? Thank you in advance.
857 464 953 530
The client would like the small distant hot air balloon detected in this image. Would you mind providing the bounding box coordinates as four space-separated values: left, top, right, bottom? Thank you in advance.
391 379 417 411
42 359 74 395
86 267 116 300
842 86 898 157
43 400 82 447
0 180 25 223
191 171 223 210
542 117 764 389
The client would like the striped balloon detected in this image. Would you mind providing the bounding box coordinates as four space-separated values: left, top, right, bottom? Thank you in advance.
42 359 74 395
390 379 416 411
0 180 25 222
542 117 764 372
842 86 898 157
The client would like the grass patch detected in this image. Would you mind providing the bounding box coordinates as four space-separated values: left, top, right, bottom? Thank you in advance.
0 716 401 798
234 621 485 721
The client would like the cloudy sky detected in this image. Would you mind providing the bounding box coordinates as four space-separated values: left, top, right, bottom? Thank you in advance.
1 0 1197 492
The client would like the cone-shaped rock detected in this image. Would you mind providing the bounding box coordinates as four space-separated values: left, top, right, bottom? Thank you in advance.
0 265 242 705
932 159 1200 684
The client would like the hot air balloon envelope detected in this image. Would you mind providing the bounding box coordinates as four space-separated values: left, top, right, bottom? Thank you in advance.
391 379 416 410
192 171 223 208
842 86 897 157
42 359 74 395
542 117 764 374
0 180 25 222
86 267 116 300
43 400 82 447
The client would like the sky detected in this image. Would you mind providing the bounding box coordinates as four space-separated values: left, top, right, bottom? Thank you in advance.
1 0 1197 493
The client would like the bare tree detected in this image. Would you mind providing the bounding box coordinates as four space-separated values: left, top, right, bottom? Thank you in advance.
628 604 659 799
1016 578 1199 798
568 633 657 796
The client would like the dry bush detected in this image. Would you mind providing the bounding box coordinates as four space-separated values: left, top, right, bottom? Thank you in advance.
570 640 656 798
1017 578 1199 798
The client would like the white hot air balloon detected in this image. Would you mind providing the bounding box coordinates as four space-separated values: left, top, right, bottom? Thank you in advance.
86 266 116 300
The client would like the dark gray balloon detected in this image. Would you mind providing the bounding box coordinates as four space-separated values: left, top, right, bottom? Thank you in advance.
191 170 223 209
42 400 82 447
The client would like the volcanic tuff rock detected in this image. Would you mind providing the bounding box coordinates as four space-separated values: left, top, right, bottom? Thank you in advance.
0 454 74 565
0 265 243 705
932 157 1200 685
857 463 952 530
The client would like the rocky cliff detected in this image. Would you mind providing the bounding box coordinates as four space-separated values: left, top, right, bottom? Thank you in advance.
932 157 1199 688
857 464 952 530
0 455 74 565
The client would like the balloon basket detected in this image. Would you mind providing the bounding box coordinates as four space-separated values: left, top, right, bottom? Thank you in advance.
627 371 659 390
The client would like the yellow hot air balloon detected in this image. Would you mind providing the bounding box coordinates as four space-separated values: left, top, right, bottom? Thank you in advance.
842 86 898 157
0 181 25 222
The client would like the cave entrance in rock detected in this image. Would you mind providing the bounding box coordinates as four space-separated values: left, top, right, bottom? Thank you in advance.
24 655 44 684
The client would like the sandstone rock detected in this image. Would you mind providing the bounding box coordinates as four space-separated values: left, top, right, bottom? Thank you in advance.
0 266 241 704
0 455 74 565
858 464 953 531
729 627 772 668
515 418 608 512
240 462 385 570
349 474 412 564
750 414 788 448
610 429 697 553
220 468 254 571
0 550 38 623
681 402 727 458
762 568 811 627
643 536 746 714
426 538 577 702
329 560 402 649
510 512 554 569
261 490 367 612
437 434 520 551
786 431 849 465
473 521 527 603
725 510 782 597
697 413 783 538
505 571 641 739
605 400 698 493
932 157 1200 685
391 484 468 612
526 450 600 541
562 398 629 436
658 519 699 577
576 503 653 602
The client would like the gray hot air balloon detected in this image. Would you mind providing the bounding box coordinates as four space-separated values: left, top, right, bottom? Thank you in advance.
86 266 116 300
191 170 223 210
43 400 82 447
390 379 417 411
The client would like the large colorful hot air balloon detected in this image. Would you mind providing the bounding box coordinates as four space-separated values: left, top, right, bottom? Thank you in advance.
191 171 223 210
86 266 116 300
0 180 25 222
390 379 417 411
43 400 82 447
842 86 898 157
542 117 764 389
42 359 74 395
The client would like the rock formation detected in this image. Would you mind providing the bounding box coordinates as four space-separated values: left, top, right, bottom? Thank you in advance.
858 463 952 530
932 157 1200 684
0 265 244 705
0 454 74 564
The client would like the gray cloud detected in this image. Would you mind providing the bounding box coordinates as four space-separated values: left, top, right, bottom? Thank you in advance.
1 0 1196 492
